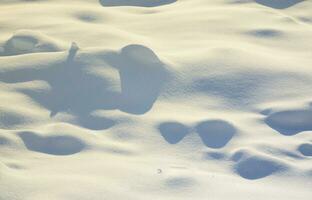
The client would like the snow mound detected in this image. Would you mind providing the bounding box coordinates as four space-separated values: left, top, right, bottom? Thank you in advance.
0 30 64 56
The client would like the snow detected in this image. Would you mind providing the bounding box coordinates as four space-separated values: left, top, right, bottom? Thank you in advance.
0 0 311 199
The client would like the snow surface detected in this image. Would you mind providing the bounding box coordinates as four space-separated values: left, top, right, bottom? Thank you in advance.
0 0 312 199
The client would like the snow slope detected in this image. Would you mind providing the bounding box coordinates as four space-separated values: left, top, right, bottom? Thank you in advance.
0 0 312 199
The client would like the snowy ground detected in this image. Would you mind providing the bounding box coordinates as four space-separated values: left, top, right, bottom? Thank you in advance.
0 0 312 199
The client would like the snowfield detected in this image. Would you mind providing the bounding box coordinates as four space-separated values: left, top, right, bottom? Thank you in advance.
0 0 311 199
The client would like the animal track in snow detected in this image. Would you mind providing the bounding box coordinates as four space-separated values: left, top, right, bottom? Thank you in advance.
76 115 116 131
195 120 236 149
229 0 304 9
298 143 312 156
158 119 236 148
254 0 304 9
18 131 86 156
265 109 312 135
158 121 190 144
232 150 288 180
99 0 177 7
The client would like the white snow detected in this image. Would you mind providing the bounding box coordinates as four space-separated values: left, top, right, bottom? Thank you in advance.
0 0 312 199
